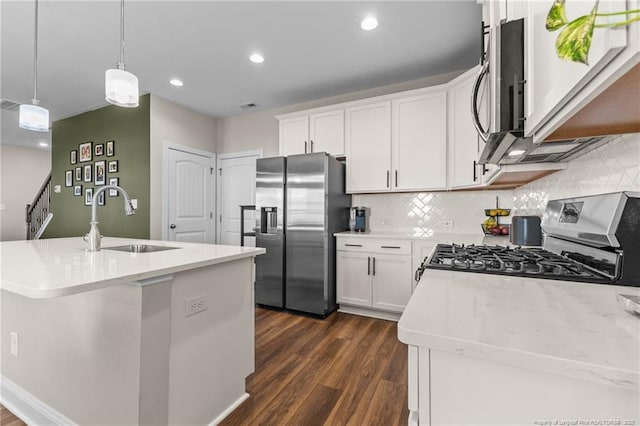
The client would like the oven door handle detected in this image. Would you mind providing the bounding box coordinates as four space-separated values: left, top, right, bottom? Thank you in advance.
471 61 490 143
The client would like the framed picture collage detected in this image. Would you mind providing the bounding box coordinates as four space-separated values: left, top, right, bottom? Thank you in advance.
66 140 120 206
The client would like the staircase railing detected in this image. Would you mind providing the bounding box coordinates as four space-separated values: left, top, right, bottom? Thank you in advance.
26 173 52 239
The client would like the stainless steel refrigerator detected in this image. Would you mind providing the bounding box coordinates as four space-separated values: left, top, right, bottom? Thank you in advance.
255 152 351 316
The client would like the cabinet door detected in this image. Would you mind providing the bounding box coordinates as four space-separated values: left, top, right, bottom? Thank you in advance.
345 102 392 193
336 251 372 307
525 0 627 140
448 68 484 189
309 109 344 156
371 254 412 312
279 116 309 156
392 91 447 191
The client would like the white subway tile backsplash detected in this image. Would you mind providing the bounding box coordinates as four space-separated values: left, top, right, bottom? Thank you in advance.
350 134 640 236
352 190 513 235
513 133 640 215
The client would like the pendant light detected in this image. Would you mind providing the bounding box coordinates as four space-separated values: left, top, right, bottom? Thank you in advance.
105 0 139 107
19 0 49 132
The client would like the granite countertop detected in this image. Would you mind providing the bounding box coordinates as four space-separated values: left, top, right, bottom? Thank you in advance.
398 269 640 391
0 237 265 299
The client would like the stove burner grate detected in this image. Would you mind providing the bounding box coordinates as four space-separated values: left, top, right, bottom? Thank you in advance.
426 244 613 284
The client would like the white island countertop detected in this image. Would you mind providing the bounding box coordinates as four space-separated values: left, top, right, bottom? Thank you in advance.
0 237 265 299
398 269 640 391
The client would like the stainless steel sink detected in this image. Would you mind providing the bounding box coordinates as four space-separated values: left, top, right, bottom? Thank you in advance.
103 244 180 253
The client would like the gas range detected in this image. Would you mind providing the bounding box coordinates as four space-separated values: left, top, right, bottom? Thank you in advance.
416 192 640 287
424 243 613 283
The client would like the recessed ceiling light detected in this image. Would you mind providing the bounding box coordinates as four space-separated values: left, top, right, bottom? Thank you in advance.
249 53 265 64
170 79 184 87
508 149 526 157
38 141 49 147
360 16 378 31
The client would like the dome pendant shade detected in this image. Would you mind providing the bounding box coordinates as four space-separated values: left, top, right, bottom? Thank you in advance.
105 68 139 107
19 103 49 132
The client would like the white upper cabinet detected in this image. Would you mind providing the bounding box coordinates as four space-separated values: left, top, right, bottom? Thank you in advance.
345 102 393 193
447 67 485 189
345 89 448 194
309 109 344 156
525 0 629 141
392 90 447 191
278 108 344 157
279 116 309 156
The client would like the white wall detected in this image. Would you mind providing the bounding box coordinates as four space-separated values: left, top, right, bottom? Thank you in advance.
149 95 217 239
216 70 464 156
0 145 51 241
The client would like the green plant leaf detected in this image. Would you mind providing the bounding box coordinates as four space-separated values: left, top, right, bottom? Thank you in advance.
546 0 568 31
555 5 597 65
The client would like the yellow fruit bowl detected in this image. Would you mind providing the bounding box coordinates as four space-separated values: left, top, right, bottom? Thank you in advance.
484 208 511 217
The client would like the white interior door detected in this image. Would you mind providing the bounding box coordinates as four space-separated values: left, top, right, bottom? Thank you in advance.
167 148 214 243
217 151 261 246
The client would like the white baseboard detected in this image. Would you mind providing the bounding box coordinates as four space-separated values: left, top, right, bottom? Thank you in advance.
209 392 249 426
338 305 401 321
1 375 77 425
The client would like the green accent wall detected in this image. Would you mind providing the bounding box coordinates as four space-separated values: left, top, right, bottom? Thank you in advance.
46 95 150 239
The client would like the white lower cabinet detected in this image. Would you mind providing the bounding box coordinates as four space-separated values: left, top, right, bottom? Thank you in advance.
336 237 412 319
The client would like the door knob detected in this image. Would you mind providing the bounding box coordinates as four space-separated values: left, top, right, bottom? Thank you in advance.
170 224 176 229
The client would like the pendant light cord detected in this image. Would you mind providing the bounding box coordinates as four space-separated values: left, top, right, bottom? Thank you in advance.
32 0 39 103
119 0 125 69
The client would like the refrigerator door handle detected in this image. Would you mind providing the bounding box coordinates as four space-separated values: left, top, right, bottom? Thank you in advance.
367 256 371 275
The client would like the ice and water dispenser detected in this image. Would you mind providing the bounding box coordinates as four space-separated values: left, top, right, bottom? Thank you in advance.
260 207 278 234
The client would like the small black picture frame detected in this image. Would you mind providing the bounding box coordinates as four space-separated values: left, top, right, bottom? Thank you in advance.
79 141 92 162
75 167 82 182
65 170 73 187
74 185 83 196
108 160 118 173
106 140 115 157
84 188 93 206
71 150 77 165
97 191 105 206
95 161 106 186
108 177 119 196
95 144 104 156
83 164 92 182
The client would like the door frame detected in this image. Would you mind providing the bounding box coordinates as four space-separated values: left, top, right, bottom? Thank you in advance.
162 141 217 242
215 149 263 244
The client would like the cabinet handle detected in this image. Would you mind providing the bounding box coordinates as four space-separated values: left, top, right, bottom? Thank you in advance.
386 171 390 188
304 141 308 153
345 244 362 247
473 160 478 182
368 256 371 275
372 257 376 276
310 140 314 152
395 170 398 188
380 245 401 249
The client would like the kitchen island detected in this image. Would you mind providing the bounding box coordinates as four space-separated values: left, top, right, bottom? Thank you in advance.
0 237 264 425
398 269 640 425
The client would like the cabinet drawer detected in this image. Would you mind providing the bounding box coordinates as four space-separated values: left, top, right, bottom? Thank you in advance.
337 237 411 255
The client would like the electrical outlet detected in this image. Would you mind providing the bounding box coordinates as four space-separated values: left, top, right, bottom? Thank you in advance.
185 295 208 318
10 332 18 356
441 219 454 228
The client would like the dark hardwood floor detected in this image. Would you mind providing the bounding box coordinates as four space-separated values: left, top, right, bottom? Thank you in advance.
221 308 408 426
1 404 25 426
1 308 407 426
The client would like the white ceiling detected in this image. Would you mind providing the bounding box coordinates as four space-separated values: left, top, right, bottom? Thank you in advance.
1 1 482 150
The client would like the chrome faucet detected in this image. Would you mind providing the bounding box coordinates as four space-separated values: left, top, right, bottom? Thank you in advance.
84 185 136 251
